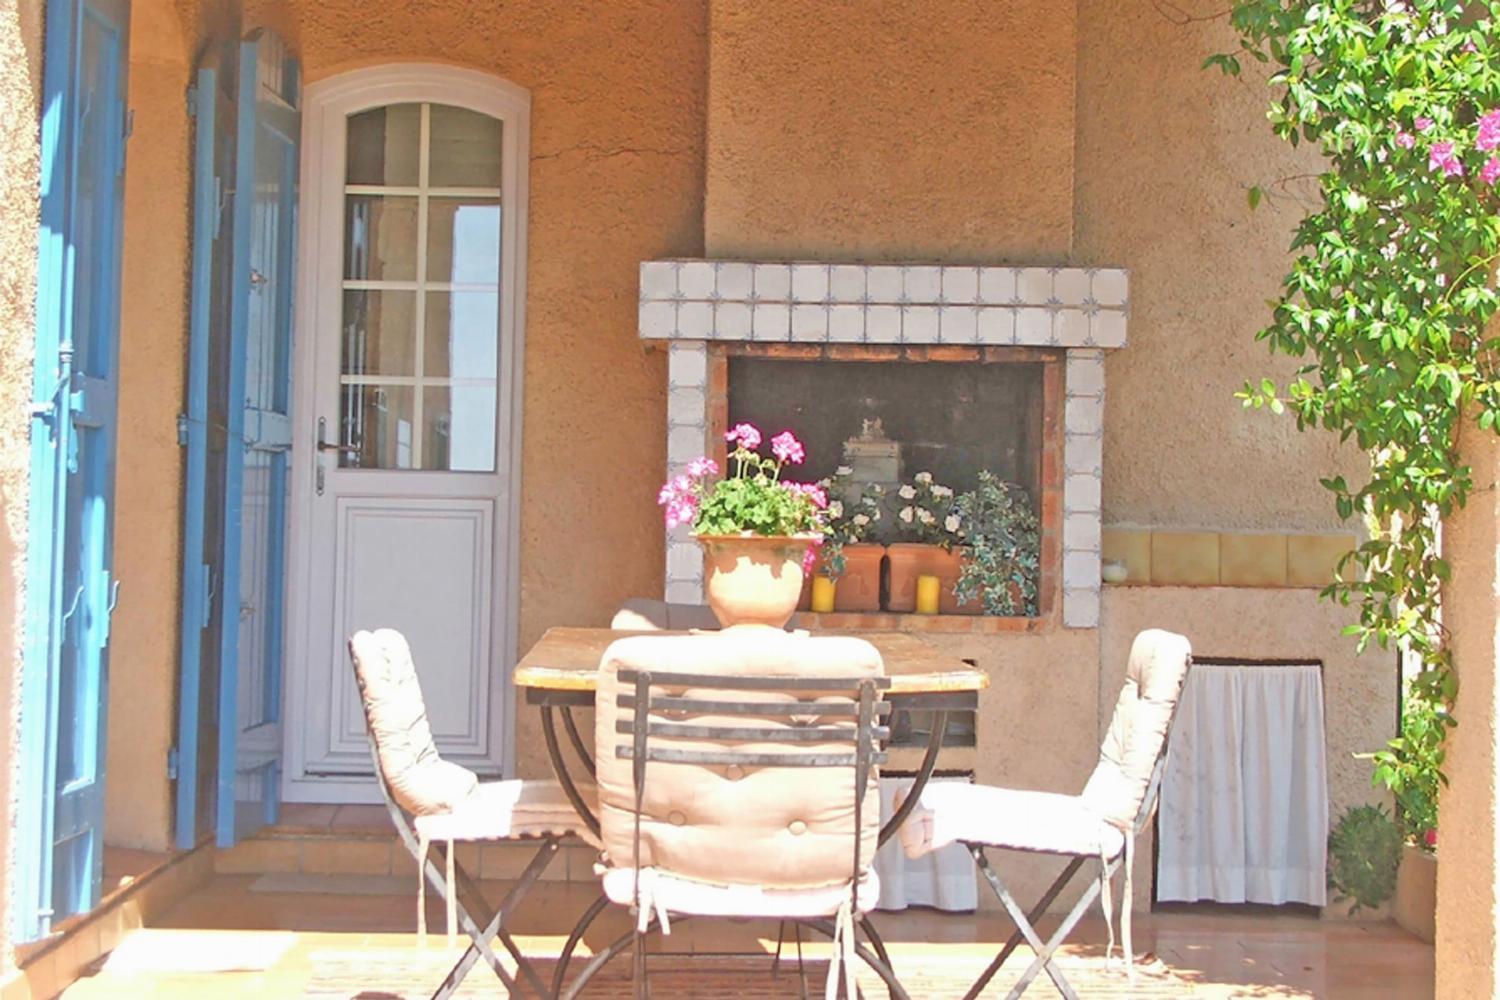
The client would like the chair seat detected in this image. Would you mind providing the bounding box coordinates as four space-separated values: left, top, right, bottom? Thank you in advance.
899 783 1125 860
601 867 880 918
413 779 599 846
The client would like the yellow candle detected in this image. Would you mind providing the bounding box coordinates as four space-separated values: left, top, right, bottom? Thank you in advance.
811 576 837 613
915 574 941 615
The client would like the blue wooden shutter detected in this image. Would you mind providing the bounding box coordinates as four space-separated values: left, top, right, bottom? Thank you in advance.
18 0 131 940
216 30 300 845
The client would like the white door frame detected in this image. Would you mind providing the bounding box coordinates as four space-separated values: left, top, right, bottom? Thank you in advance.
282 63 530 802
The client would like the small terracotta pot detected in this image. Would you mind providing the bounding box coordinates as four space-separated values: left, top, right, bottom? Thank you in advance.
799 543 885 613
886 543 978 614
697 534 817 629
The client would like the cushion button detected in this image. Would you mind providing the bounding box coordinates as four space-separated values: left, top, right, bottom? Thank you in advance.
788 819 807 836
668 810 686 826
725 764 744 780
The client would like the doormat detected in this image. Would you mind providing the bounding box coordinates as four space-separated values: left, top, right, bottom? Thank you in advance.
300 949 1189 999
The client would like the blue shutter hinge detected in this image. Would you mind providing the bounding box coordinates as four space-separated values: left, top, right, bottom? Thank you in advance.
177 413 190 445
166 746 179 781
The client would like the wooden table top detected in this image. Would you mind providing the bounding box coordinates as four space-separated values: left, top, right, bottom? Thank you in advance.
513 626 989 695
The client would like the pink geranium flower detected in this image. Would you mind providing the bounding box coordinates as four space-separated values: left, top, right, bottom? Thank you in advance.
788 481 828 509
1483 157 1500 187
724 422 762 451
687 456 719 479
770 430 806 465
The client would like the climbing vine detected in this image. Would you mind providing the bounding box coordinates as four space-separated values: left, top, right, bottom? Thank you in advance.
1210 1 1500 819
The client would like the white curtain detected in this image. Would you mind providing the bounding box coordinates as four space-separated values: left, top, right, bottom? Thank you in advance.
874 776 976 911
1157 663 1329 906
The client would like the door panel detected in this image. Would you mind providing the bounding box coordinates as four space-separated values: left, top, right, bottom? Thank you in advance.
19 0 129 939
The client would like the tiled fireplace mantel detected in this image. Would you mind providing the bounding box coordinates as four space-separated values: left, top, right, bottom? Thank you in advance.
639 260 1130 629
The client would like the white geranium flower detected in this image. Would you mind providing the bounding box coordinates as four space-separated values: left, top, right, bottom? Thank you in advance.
917 508 935 524
870 508 882 521
931 485 953 498
944 515 961 533
899 506 915 523
898 485 917 500
835 465 853 477
852 513 870 526
915 471 933 484
828 501 844 518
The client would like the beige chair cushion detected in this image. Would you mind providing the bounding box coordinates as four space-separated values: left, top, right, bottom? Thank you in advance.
898 784 1124 860
349 629 478 816
413 779 599 845
601 866 881 918
595 631 883 890
1080 629 1192 831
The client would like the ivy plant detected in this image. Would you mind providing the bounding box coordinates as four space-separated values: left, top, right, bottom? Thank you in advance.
1210 0 1500 812
953 472 1041 617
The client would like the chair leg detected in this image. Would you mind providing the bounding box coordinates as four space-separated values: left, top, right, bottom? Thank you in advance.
632 926 650 1000
963 849 1087 1000
560 918 662 1000
858 915 898 1000
803 919 913 1000
551 892 610 999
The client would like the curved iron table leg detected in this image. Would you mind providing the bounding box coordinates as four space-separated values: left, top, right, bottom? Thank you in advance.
803 918 913 1000
540 704 601 838
550 891 610 999
879 708 949 847
557 914 687 1000
560 705 597 778
859 914 898 998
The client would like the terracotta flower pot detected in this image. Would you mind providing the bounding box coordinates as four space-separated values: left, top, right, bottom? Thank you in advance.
886 543 978 614
697 534 817 629
799 543 885 613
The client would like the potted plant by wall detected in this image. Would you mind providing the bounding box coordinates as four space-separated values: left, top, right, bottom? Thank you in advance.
1378 693 1445 943
800 469 884 613
659 423 828 629
953 471 1041 617
1327 803 1403 916
886 472 967 613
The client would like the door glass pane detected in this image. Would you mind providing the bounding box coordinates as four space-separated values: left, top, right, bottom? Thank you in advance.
424 291 498 378
428 105 503 187
339 384 415 469
343 195 418 281
342 290 417 375
346 104 420 186
424 386 497 471
427 200 500 284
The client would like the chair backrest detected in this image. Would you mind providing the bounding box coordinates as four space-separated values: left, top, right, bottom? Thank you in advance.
1080 628 1193 833
348 629 478 816
595 632 888 893
610 598 725 631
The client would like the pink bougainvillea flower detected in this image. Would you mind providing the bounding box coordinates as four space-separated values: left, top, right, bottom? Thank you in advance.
686 456 719 479
1428 141 1464 177
1483 157 1500 187
1477 110 1500 152
724 422 762 451
1395 131 1416 150
1415 116 1434 133
770 430 806 465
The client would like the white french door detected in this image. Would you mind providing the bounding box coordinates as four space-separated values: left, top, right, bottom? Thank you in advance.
284 67 529 801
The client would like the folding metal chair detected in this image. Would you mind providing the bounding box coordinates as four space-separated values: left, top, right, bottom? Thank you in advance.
350 629 596 1000
558 631 908 1000
898 629 1192 999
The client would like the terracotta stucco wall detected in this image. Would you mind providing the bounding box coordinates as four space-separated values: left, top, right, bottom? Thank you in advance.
0 0 42 974
103 0 198 852
1074 2 1365 533
703 0 1075 263
237 0 708 779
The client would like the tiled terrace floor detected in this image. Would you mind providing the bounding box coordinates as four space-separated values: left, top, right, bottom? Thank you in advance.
54 875 1433 998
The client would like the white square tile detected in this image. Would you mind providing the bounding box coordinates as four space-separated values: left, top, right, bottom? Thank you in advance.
753 264 792 302
941 266 980 304
792 304 829 342
752 302 791 341
1064 550 1101 587
829 304 865 342
665 579 703 604
867 266 904 304
1064 512 1102 552
978 267 1018 304
939 305 978 344
792 264 830 303
1091 309 1127 348
903 266 942 304
1065 473 1103 512
676 300 714 338
678 261 716 300
1065 395 1102 434
668 424 704 464
667 540 704 579
1055 307 1091 346
668 342 707 387
1054 269 1090 306
668 386 704 427
1015 307 1053 344
903 305 939 343
829 265 867 303
1016 267 1054 305
639 261 678 301
715 262 753 302
639 300 677 339
976 307 1015 345
1064 433 1102 475
713 301 752 341
1066 352 1105 395
1063 588 1100 629
866 305 902 342
1092 268 1129 307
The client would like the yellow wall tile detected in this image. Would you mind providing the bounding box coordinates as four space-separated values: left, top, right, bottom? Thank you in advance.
1102 529 1151 585
1219 533 1289 587
1287 533 1357 587
1149 532 1221 586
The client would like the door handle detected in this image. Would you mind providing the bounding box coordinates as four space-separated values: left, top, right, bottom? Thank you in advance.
315 416 360 456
